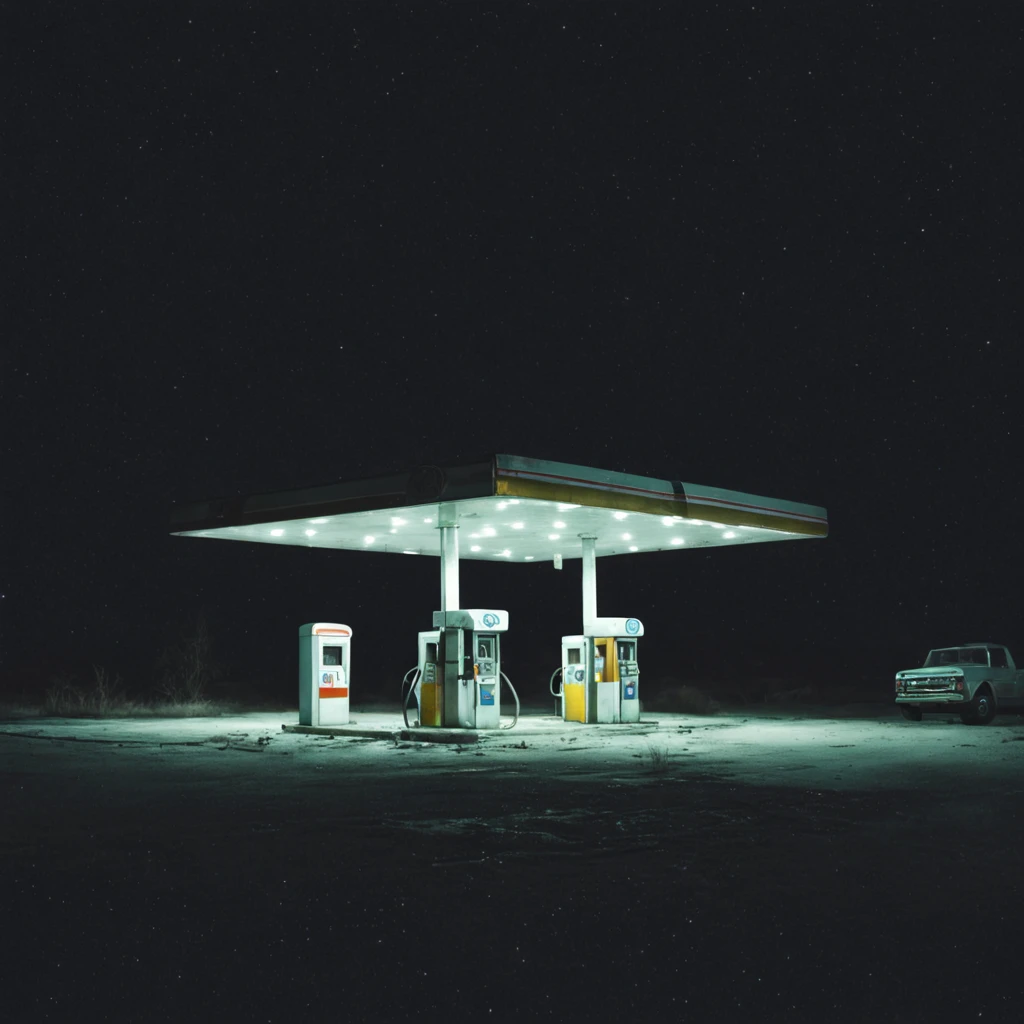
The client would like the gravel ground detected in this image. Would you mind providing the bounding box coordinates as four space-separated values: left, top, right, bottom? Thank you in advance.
3 706 1024 1021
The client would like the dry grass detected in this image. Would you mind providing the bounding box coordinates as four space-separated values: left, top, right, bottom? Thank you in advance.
44 666 125 716
646 743 671 772
28 666 227 719
31 697 229 719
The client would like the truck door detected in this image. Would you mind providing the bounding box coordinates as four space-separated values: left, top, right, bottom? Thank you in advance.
988 647 1017 704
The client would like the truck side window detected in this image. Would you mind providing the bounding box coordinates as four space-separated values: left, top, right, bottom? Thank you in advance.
989 648 1007 668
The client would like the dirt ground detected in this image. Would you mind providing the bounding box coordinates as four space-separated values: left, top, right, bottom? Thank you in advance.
3 702 1024 1022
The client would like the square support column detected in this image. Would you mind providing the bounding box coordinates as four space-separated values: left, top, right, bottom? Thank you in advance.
581 535 597 629
440 525 459 612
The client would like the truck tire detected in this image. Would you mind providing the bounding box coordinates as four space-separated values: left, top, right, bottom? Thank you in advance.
900 706 923 721
960 688 996 725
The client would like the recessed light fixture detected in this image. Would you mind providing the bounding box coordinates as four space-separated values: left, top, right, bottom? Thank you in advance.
613 511 629 521
524 555 535 561
423 517 433 523
621 533 632 541
270 529 284 537
304 529 317 537
481 527 497 538
548 533 560 540
363 535 375 545
671 537 684 545
723 531 737 539
553 521 566 529
661 517 675 526
629 545 639 552
391 517 407 526
309 518 328 525
389 528 398 534
498 549 512 557
402 550 417 555
511 522 524 530
470 545 482 553
557 503 580 511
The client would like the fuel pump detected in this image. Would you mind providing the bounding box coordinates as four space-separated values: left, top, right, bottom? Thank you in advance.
409 609 513 729
411 629 441 727
298 622 352 727
557 617 643 724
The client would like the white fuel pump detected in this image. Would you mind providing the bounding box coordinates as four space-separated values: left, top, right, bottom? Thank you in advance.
558 617 643 724
413 609 510 729
298 622 352 726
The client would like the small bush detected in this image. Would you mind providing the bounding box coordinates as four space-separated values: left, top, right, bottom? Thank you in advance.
43 680 85 716
646 743 670 773
156 612 221 704
44 665 128 716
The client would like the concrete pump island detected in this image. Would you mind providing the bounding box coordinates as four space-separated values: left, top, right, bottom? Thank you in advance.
169 454 828 737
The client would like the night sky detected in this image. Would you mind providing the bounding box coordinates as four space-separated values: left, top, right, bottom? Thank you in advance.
4 4 1020 699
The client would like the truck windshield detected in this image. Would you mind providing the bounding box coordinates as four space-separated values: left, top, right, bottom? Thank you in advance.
924 648 990 667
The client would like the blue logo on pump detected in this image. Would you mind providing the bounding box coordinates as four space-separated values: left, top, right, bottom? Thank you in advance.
482 613 499 628
625 618 640 635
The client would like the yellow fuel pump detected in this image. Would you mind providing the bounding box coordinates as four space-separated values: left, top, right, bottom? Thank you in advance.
404 610 516 729
418 635 443 727
557 617 643 724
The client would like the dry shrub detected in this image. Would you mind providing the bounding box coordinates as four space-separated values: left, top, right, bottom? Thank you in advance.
41 665 220 718
646 743 671 772
44 666 131 716
156 613 221 704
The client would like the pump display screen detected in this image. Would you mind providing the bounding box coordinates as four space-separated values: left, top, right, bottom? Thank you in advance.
323 646 342 665
477 637 495 660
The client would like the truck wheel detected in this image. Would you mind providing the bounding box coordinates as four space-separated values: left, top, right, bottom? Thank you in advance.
960 689 996 725
900 706 923 722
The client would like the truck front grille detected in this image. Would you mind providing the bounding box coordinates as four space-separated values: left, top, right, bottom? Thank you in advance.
904 676 958 692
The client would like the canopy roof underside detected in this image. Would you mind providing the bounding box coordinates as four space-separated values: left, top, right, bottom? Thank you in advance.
169 454 828 562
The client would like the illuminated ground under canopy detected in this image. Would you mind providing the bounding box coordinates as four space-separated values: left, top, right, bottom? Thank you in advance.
169 454 828 561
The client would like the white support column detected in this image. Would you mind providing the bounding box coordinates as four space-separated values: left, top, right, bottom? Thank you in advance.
440 525 459 613
581 535 597 630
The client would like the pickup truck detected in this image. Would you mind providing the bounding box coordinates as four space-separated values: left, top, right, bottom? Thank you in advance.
895 643 1024 724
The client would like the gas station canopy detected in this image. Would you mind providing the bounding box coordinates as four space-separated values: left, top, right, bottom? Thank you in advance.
170 455 827 561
